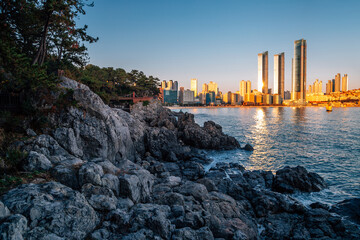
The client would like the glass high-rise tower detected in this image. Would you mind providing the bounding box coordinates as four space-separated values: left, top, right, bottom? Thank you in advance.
291 39 307 102
190 78 198 97
342 74 348 92
274 52 285 99
258 51 268 94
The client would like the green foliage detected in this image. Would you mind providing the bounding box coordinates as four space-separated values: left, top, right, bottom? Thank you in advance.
142 100 150 106
4 149 28 171
0 175 23 194
78 65 160 104
55 89 78 109
0 111 23 131
0 170 51 195
0 0 96 107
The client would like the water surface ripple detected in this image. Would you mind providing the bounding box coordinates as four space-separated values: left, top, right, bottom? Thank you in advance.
173 107 360 204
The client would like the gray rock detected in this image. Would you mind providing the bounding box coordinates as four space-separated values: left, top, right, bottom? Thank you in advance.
24 151 52 171
25 227 65 240
330 198 360 225
146 127 184 161
128 204 174 239
55 77 136 163
181 161 205 180
118 169 154 203
172 226 214 240
26 129 37 137
176 181 208 202
0 201 11 220
1 182 98 239
243 143 254 151
177 112 240 150
0 214 28 240
81 183 117 211
57 156 84 167
197 178 218 192
166 176 182 187
122 229 155 240
90 228 111 240
53 127 83 157
101 174 119 196
24 135 70 161
116 198 134 210
78 162 104 186
95 160 120 175
119 174 141 203
273 166 327 193
50 165 80 189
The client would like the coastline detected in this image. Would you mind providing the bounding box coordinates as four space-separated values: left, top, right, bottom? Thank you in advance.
167 105 360 110
1 78 359 239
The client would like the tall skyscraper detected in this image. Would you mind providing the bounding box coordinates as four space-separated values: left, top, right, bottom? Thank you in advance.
173 81 178 91
291 39 307 102
319 81 323 94
334 73 341 92
202 83 208 93
208 81 218 95
161 80 167 89
274 52 285 98
258 51 268 94
342 74 348 92
190 78 198 97
179 87 184 104
326 80 332 95
246 80 251 94
313 79 319 93
167 80 173 90
239 80 246 100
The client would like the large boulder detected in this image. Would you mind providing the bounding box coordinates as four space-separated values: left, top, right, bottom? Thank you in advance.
145 127 184 160
272 166 327 193
177 112 240 150
0 214 28 240
78 162 104 186
118 168 154 203
330 198 360 225
23 151 53 171
81 183 117 211
49 76 136 164
1 182 99 239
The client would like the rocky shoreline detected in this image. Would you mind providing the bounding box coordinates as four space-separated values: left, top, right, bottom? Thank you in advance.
0 77 359 239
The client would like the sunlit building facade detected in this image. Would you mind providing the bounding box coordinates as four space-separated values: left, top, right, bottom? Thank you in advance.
258 51 268 94
342 74 348 92
291 39 307 102
274 52 285 99
334 73 341 92
239 80 246 100
246 80 251 94
326 80 332 95
202 83 208 93
190 78 198 97
208 81 219 95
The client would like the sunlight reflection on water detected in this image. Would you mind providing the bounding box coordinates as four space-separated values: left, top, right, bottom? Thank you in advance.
172 107 360 204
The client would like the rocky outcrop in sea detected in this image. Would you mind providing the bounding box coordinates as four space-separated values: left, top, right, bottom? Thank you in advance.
0 77 359 239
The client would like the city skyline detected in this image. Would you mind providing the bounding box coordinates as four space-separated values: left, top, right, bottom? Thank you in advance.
77 0 360 92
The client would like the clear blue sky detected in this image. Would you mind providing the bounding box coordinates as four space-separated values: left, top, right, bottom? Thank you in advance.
77 0 360 92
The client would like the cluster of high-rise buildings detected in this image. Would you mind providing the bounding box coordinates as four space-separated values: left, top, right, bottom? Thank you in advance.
160 80 178 104
159 39 352 106
325 74 348 94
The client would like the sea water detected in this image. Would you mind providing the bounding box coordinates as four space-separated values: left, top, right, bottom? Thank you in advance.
172 107 360 205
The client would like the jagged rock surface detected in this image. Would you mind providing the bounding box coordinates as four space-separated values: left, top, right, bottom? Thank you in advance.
1 77 359 239
272 165 328 193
